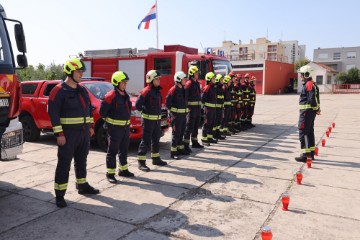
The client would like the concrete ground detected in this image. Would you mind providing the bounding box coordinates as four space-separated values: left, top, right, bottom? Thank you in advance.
0 94 359 240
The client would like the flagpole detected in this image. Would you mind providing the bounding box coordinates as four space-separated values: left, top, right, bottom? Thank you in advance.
156 0 159 50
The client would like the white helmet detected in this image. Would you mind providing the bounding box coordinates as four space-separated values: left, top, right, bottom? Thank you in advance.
146 70 161 83
298 65 314 79
174 71 186 83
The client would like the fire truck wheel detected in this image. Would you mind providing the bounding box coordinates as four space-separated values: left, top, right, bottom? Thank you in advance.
96 125 108 152
20 115 40 142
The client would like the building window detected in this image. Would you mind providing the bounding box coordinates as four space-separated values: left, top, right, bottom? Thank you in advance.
333 52 341 60
327 75 332 84
346 64 356 70
316 75 323 85
318 53 328 59
347 52 356 58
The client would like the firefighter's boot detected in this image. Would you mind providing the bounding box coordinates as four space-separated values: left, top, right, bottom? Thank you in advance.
311 151 315 160
78 182 100 195
119 169 135 177
55 196 67 208
192 141 204 148
106 173 118 184
152 158 168 166
294 154 307 162
138 160 150 172
170 152 181 160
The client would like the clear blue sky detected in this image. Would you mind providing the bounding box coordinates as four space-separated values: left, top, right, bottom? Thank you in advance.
2 0 360 66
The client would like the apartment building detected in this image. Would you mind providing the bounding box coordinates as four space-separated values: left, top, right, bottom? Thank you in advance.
313 46 360 73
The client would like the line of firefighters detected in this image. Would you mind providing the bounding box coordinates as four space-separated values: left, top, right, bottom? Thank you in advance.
48 58 258 207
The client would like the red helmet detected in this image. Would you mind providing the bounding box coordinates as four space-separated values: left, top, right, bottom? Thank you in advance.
244 73 250 78
229 71 236 77
251 76 256 80
235 74 242 80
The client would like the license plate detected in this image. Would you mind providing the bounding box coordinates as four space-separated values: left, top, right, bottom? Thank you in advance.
161 120 167 127
0 99 9 107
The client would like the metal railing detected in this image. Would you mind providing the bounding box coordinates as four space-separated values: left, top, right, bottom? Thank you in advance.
332 84 360 94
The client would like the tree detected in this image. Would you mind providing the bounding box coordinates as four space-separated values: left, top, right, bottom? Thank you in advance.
16 63 64 82
335 67 360 84
294 58 310 72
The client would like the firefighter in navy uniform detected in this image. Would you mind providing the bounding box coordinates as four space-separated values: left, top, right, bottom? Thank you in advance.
166 71 188 159
48 58 99 208
201 72 218 145
100 71 134 184
136 70 167 171
214 74 226 140
184 66 204 151
234 74 243 131
247 76 256 128
295 65 321 162
228 72 239 134
220 75 232 136
241 73 251 129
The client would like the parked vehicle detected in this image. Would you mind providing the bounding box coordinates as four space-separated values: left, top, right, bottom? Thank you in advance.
19 79 170 151
0 4 27 160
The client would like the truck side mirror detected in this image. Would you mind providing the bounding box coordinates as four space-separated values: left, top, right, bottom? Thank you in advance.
15 23 27 53
17 54 28 68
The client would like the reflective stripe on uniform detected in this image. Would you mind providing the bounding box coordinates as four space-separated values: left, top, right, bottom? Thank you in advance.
118 164 128 171
138 155 146 161
76 178 87 184
299 104 312 110
104 117 130 126
301 148 312 153
224 101 231 105
53 125 63 133
141 113 161 120
204 102 216 108
151 152 160 158
170 107 188 113
60 117 93 124
187 101 201 106
107 168 116 174
54 182 68 191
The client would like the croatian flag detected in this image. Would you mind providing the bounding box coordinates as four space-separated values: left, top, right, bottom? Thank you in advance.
138 4 157 30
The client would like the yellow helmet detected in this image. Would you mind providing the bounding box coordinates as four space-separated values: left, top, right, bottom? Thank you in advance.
223 75 231 84
111 71 129 86
146 70 161 83
215 74 223 83
64 58 86 75
205 72 215 82
188 66 199 76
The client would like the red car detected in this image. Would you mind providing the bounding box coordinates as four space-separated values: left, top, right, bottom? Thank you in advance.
20 78 170 151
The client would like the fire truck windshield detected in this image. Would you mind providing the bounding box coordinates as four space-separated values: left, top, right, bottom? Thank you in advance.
0 19 14 73
212 60 232 76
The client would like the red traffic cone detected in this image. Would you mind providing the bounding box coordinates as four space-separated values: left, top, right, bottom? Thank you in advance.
322 139 326 147
261 226 273 240
296 171 303 184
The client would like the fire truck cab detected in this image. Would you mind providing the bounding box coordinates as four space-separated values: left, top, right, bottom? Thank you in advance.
0 4 27 159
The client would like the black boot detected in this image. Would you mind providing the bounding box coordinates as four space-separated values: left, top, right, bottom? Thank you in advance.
119 169 135 177
138 160 150 172
295 154 307 162
106 173 118 184
311 151 315 161
170 152 181 160
78 182 100 195
55 196 67 208
152 158 167 166
208 138 218 143
201 139 210 146
192 141 204 148
224 130 232 136
182 146 191 155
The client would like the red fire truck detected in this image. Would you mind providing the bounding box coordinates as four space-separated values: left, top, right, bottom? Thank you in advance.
0 4 27 159
81 45 232 101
